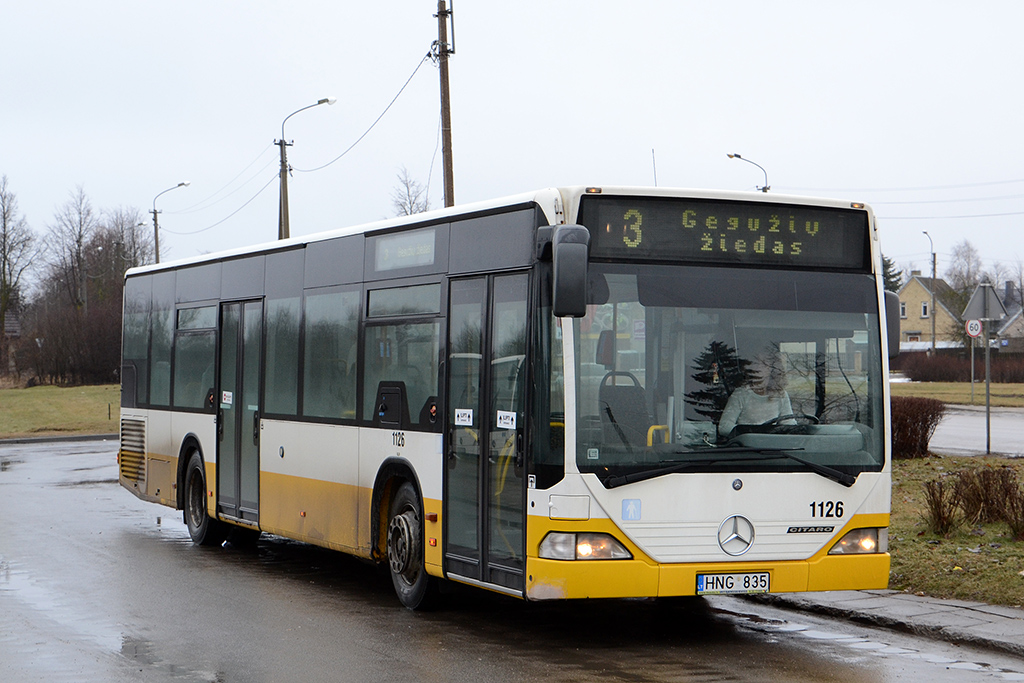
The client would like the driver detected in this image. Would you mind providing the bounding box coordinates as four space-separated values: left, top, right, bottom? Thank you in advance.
718 349 795 439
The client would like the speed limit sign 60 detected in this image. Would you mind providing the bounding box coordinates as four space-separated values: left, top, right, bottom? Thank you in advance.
966 319 982 338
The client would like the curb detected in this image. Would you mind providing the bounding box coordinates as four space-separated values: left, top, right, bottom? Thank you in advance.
753 591 1024 659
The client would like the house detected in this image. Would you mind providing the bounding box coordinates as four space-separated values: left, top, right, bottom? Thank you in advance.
993 282 1024 353
897 271 958 350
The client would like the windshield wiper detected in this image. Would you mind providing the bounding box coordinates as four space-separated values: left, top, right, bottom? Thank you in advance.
601 446 856 489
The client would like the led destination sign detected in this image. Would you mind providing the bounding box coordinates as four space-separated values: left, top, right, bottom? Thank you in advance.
581 196 870 270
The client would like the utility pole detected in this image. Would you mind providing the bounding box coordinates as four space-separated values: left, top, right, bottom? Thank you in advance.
276 97 336 241
435 1 455 207
277 138 293 240
923 231 936 355
150 208 161 265
152 181 190 264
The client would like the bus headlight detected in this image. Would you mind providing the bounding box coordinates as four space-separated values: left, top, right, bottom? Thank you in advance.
538 532 633 560
828 528 888 554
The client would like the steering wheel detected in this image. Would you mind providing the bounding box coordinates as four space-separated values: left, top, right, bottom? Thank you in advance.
760 413 819 428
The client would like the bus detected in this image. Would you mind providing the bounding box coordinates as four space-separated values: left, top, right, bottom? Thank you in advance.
118 186 899 609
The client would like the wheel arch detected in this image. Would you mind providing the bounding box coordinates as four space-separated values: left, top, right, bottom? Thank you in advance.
370 457 424 563
176 433 207 511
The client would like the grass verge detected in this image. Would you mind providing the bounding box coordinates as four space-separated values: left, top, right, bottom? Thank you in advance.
890 380 1024 407
0 384 120 438
890 454 1024 607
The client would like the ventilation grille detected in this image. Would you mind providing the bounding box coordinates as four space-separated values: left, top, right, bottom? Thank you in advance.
119 417 146 485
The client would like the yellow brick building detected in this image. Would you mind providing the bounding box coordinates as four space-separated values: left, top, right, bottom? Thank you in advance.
897 271 958 347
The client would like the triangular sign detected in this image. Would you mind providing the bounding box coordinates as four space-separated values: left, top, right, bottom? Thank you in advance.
962 283 1008 321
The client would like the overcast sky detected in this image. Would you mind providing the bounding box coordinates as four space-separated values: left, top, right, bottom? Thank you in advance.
4 1 1023 283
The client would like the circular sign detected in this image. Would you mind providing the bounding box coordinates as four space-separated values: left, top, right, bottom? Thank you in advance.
966 319 982 338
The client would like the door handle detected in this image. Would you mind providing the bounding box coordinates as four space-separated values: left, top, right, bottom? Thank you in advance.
252 410 260 445
217 409 224 439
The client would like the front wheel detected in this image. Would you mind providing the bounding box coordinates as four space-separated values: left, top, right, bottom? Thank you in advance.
386 481 437 610
183 451 228 547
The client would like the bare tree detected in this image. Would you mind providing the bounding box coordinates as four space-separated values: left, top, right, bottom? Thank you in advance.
102 205 154 270
390 166 430 216
944 239 983 294
46 186 98 315
0 175 38 373
1009 258 1024 310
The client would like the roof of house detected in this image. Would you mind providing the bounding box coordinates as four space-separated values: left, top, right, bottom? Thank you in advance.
898 274 959 319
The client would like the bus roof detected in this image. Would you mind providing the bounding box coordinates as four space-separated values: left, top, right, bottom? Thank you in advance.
126 185 873 278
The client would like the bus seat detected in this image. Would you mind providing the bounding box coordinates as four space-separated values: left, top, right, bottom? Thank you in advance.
598 371 650 449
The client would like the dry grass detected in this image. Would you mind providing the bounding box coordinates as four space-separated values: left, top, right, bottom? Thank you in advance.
0 384 120 438
890 380 1024 407
890 455 1024 607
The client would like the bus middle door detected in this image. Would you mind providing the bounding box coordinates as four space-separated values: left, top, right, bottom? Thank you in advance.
445 273 529 594
217 300 263 524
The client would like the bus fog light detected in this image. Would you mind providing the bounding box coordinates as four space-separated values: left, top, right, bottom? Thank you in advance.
539 532 632 560
829 528 887 554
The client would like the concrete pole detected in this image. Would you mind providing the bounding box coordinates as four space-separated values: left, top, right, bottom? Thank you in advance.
437 1 455 207
277 138 292 240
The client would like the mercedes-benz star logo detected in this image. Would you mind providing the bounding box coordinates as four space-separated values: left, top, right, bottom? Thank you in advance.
718 515 755 556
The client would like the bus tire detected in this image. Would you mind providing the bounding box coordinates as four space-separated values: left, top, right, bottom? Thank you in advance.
386 481 437 610
183 451 227 547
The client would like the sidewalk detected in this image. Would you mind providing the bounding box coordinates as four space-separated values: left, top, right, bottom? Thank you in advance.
757 589 1024 658
758 403 1024 658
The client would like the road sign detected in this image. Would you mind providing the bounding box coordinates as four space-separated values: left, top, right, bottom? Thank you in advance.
962 283 1007 321
966 319 982 338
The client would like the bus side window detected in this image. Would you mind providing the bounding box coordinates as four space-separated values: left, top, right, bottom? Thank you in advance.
363 321 441 431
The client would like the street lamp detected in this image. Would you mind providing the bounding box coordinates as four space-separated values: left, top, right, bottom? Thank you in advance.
151 181 190 264
923 231 936 355
727 153 770 192
276 97 337 240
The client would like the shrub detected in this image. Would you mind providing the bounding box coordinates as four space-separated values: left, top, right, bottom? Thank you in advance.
897 353 1024 383
954 467 1019 524
922 478 962 536
890 396 946 458
1005 487 1024 542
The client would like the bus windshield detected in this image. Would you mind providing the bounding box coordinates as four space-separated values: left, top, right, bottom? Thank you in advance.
574 263 885 484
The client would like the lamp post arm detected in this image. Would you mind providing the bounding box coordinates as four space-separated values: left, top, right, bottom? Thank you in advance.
727 153 769 192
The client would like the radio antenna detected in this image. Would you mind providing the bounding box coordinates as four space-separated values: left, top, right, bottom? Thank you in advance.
652 148 658 187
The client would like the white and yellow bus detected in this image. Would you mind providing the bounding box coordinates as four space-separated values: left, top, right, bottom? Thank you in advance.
119 186 898 609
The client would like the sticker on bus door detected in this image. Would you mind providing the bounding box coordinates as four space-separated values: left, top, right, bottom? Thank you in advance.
496 411 516 429
221 391 233 407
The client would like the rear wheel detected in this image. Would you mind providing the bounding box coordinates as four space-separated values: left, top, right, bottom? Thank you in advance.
386 481 437 610
184 451 228 546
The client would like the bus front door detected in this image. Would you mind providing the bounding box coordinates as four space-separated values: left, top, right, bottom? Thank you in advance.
445 274 528 593
217 300 263 524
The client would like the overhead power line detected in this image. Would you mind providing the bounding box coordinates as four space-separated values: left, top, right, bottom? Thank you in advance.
295 52 432 174
169 144 276 215
162 173 278 236
878 210 1024 220
872 193 1024 205
784 178 1024 193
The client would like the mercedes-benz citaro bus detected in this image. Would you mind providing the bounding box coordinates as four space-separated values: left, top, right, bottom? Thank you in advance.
119 186 898 609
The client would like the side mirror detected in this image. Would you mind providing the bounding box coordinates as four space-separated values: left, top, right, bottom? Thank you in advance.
552 224 590 318
884 290 901 359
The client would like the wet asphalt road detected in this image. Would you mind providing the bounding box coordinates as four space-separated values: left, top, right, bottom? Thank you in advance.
3 440 1024 682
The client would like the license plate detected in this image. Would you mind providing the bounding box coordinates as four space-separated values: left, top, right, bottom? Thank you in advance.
696 572 770 595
